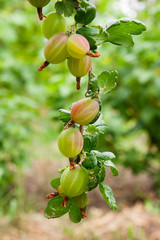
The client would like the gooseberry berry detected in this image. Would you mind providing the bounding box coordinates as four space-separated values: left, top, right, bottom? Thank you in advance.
68 55 91 78
60 165 89 197
42 12 67 39
57 185 65 198
73 192 88 208
71 98 99 125
38 33 68 71
67 34 90 59
57 127 83 158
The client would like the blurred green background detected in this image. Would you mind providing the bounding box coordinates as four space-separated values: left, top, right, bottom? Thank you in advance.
0 0 160 239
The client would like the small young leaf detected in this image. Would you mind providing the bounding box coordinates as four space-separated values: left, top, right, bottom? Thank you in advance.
97 70 118 94
97 166 106 183
44 196 70 219
58 167 67 174
77 26 109 51
59 109 71 123
92 150 116 160
93 115 108 134
88 177 99 191
50 177 60 190
106 18 146 47
104 160 118 176
75 4 96 25
69 204 82 223
82 152 97 169
99 183 118 210
55 0 77 17
89 74 99 93
83 133 99 152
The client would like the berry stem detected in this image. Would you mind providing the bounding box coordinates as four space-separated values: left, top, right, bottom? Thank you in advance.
38 61 49 71
61 197 69 207
46 192 58 200
81 208 87 218
69 158 77 169
37 8 46 21
76 77 81 90
87 51 100 58
64 120 74 130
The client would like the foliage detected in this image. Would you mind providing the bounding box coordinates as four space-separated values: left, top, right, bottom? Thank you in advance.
43 0 146 223
0 0 159 219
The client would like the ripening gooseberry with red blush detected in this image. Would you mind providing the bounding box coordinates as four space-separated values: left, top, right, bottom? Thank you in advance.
71 98 99 125
38 33 68 71
67 34 90 59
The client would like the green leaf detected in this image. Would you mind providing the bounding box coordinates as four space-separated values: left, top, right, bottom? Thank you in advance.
99 183 117 210
75 4 96 25
89 74 99 93
77 26 109 51
55 0 77 17
104 160 118 176
93 115 108 134
50 177 60 190
83 132 99 152
106 18 146 47
44 196 70 219
92 150 116 160
58 167 67 174
97 70 118 94
97 165 106 183
88 177 99 191
82 152 97 169
59 109 71 123
69 204 82 223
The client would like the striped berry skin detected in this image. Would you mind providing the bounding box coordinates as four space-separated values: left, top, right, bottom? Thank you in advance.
28 0 50 8
44 33 68 64
60 165 89 198
73 192 88 208
57 185 65 198
42 12 67 39
71 98 99 125
67 34 90 59
57 128 83 158
68 56 92 78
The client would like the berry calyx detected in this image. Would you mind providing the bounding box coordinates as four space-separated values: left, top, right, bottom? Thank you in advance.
71 98 99 125
60 165 89 198
57 127 83 158
73 192 88 208
42 12 67 39
67 34 90 59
